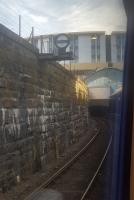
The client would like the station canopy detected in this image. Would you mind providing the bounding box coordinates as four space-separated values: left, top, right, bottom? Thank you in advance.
86 68 123 93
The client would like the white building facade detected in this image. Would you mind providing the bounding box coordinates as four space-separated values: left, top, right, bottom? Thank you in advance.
34 31 126 71
111 31 126 68
75 32 106 64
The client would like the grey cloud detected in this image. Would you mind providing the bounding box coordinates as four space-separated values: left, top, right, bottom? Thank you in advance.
0 0 126 37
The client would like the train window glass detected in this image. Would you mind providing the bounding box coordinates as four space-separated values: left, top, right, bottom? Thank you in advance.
0 0 128 199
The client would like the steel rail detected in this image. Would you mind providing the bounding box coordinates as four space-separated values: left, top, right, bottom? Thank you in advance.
25 130 100 200
80 136 112 200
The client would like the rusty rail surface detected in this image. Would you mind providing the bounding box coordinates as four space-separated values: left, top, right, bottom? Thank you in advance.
80 136 112 200
25 129 100 200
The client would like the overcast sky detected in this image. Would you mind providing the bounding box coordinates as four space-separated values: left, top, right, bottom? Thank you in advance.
0 0 127 37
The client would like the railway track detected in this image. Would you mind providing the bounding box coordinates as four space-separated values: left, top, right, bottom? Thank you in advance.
80 136 112 200
24 118 111 200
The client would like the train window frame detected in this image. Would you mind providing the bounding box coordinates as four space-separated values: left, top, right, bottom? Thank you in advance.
111 1 134 200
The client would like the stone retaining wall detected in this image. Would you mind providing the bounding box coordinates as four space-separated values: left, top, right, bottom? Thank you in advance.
0 24 89 190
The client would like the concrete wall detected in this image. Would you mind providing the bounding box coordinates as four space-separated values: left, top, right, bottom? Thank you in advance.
89 87 111 100
78 35 91 63
100 34 106 62
111 32 125 65
78 34 106 63
111 34 117 63
0 24 89 190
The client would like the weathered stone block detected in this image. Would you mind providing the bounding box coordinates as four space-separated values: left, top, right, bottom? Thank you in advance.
0 24 89 190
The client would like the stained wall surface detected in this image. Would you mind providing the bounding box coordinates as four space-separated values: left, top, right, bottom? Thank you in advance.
0 24 89 189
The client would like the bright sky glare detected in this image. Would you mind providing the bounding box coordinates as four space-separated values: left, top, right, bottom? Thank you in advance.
0 0 127 37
